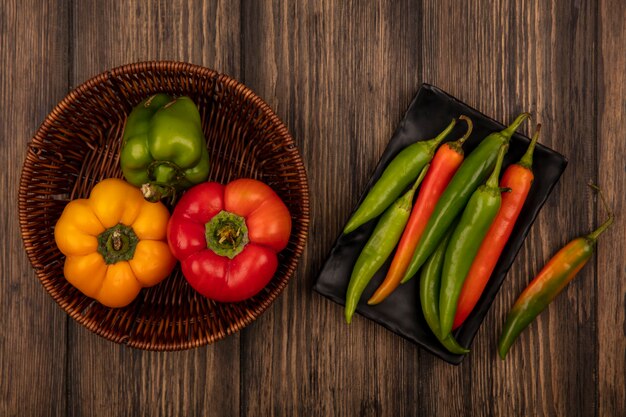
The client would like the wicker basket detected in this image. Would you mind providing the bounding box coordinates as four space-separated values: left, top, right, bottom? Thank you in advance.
18 61 309 350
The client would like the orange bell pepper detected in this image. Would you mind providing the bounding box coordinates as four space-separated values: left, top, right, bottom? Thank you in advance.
54 178 176 307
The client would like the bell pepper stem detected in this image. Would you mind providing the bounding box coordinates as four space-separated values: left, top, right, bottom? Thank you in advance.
97 223 139 265
111 230 122 251
141 182 177 203
146 160 186 185
206 211 250 259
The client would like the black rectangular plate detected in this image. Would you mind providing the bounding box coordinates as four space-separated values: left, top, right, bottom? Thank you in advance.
313 84 568 365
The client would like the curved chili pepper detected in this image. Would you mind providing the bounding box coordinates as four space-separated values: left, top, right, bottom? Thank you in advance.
420 222 469 354
401 113 531 284
343 120 457 234
344 165 430 324
453 125 542 330
438 145 508 339
498 184 613 359
368 116 473 305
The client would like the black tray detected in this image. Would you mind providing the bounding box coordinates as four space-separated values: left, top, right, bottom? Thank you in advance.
313 84 568 365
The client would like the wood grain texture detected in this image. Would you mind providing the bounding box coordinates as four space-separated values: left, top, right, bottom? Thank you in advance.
0 1 69 416
597 0 626 414
240 1 423 416
2 0 625 416
67 1 241 417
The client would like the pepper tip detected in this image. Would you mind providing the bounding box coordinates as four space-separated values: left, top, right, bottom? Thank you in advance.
366 296 379 306
344 311 353 324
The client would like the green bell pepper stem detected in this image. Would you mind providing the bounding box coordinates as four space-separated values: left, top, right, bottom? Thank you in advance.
343 119 457 234
498 184 614 359
401 113 530 284
420 222 469 354
438 145 508 339
344 164 430 324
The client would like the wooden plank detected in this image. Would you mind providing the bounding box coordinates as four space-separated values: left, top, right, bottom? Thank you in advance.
240 1 424 416
597 0 626 414
0 0 69 416
67 1 241 416
420 1 598 416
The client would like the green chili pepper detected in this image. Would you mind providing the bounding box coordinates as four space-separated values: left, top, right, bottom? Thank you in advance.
120 94 210 202
401 113 530 283
345 165 430 324
419 222 469 354
498 184 613 359
437 145 509 339
343 119 457 234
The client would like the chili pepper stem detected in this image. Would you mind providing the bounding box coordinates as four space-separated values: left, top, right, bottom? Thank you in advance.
586 183 614 242
518 124 542 169
410 164 430 192
502 113 531 138
486 145 508 188
415 119 457 161
456 115 473 145
444 115 474 154
433 119 458 146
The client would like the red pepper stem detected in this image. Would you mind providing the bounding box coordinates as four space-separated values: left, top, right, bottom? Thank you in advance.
502 112 532 138
486 145 508 189
586 183 614 242
518 124 542 170
456 115 474 146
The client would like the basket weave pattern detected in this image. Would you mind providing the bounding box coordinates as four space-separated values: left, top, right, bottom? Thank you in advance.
18 61 309 350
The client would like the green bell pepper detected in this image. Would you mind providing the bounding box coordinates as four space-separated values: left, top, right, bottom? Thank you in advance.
120 94 210 202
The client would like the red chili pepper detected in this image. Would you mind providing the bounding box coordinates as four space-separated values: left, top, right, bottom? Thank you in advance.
498 184 613 359
453 124 542 329
367 116 473 305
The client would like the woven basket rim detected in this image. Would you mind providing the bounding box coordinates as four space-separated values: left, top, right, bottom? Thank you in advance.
18 60 310 350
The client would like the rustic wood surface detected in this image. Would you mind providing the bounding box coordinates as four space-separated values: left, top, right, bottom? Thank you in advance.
1 0 624 416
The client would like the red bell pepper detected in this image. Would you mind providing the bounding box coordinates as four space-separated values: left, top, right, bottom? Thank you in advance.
167 179 292 302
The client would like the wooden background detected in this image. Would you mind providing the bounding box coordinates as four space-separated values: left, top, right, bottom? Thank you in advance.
1 0 624 416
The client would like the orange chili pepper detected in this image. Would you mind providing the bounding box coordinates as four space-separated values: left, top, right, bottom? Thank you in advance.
453 125 542 329
498 184 613 358
367 116 473 305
